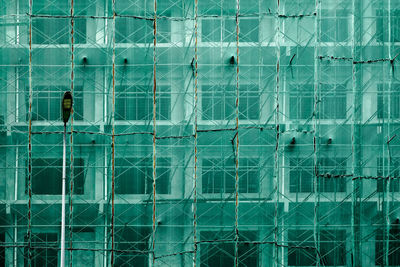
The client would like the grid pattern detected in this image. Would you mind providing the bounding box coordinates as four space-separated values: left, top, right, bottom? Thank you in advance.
1 0 400 266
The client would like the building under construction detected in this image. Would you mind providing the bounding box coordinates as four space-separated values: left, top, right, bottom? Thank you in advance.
0 0 400 266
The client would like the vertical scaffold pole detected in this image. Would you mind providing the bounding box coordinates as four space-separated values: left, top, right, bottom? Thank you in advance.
351 0 362 266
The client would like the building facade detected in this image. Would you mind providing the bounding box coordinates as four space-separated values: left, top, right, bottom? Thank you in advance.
0 0 400 266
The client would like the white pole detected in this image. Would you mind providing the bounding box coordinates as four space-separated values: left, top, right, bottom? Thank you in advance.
61 123 66 267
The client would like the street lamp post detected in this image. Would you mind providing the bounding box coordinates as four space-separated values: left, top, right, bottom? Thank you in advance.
61 92 72 267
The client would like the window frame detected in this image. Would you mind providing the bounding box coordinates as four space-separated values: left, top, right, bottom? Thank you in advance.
200 229 259 267
31 17 87 45
377 83 400 120
200 83 260 122
288 83 314 121
25 157 86 196
376 9 400 43
24 232 59 267
0 232 4 267
25 85 84 122
114 84 171 121
288 228 347 266
114 156 171 195
288 82 348 121
376 157 400 193
200 17 260 43
319 9 350 43
115 16 171 44
375 220 400 266
114 226 152 267
288 156 347 194
200 156 260 195
319 83 347 120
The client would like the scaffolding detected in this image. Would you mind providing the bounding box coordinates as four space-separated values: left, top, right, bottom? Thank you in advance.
0 0 400 266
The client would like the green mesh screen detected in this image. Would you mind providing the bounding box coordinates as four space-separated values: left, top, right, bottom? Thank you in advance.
0 0 400 266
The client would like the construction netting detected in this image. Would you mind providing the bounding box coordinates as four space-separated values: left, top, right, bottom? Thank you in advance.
0 0 400 266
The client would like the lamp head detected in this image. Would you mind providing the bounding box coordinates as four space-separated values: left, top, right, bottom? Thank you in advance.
62 91 73 124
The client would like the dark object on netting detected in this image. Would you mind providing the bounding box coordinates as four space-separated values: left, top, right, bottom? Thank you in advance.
327 138 332 144
290 137 296 145
124 58 128 64
62 91 73 124
230 56 235 65
83 56 87 64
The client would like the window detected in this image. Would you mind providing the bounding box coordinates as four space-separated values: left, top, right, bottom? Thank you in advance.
289 158 313 193
0 115 4 132
320 9 349 42
317 157 347 192
115 17 170 43
70 229 95 265
115 85 170 120
201 18 259 42
289 84 314 120
289 157 346 193
202 85 259 120
288 230 346 266
25 233 58 267
31 1 87 44
200 231 258 267
239 85 260 120
375 219 400 266
377 84 400 119
377 158 400 192
0 233 4 267
239 18 259 42
376 10 400 42
115 157 170 195
115 226 151 267
156 18 171 43
27 86 83 121
319 84 347 119
27 158 85 195
202 85 235 120
202 157 259 194
239 158 260 193
202 158 234 194
32 18 86 44
116 18 153 44
202 18 235 42
71 158 85 194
